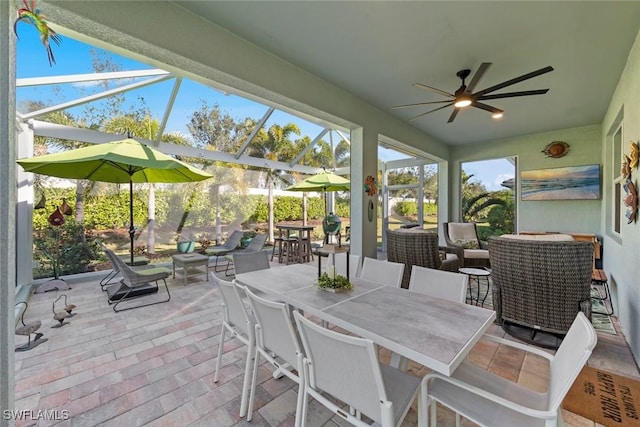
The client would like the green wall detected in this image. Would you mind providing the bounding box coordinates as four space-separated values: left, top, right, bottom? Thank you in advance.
450 124 602 233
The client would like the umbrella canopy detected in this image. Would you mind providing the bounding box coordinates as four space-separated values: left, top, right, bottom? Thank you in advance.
17 138 212 264
285 170 350 192
285 170 350 219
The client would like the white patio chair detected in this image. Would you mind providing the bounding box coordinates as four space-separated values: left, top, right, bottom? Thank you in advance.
243 286 305 425
212 274 255 419
360 257 405 288
408 266 468 303
327 253 362 278
293 311 425 427
422 312 597 427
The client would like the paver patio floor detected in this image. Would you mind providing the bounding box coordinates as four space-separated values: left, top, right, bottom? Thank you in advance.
13 259 639 426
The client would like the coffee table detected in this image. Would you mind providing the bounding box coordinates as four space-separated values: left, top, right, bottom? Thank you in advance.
459 267 491 307
172 253 208 285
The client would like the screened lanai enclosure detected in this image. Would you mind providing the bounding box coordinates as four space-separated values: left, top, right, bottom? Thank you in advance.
15 34 440 286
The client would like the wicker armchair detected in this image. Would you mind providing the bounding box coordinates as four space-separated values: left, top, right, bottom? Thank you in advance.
488 236 593 336
386 228 460 289
443 222 490 268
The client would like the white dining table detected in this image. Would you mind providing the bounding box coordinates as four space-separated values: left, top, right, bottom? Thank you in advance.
235 263 496 376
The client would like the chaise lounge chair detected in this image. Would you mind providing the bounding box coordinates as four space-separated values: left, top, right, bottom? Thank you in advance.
205 230 243 272
103 249 171 312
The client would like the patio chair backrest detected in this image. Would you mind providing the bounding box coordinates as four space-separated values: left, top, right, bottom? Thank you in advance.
233 251 270 275
212 274 252 336
293 311 388 424
445 222 480 243
548 312 597 411
360 257 404 287
220 230 243 251
243 285 301 369
408 266 468 303
244 233 268 252
103 248 122 275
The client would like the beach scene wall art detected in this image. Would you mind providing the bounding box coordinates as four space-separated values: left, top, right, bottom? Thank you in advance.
521 164 601 200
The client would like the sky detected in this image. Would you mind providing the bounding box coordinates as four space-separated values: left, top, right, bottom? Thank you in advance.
15 26 514 190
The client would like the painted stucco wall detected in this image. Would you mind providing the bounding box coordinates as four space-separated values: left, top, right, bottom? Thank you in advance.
600 29 640 365
450 124 602 233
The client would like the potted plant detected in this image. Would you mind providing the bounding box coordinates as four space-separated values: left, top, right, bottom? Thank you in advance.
316 271 353 293
240 230 257 248
175 232 195 253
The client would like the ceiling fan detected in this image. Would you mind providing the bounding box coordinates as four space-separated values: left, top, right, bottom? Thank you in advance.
393 63 554 123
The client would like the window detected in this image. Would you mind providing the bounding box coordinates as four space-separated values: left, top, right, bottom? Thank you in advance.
613 123 623 235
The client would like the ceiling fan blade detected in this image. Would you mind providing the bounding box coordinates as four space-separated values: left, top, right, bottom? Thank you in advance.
473 66 554 97
472 102 504 114
447 108 460 123
392 100 454 109
408 103 454 121
477 89 549 100
465 62 492 94
413 83 455 98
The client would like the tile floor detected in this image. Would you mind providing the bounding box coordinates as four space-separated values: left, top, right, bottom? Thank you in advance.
13 259 640 427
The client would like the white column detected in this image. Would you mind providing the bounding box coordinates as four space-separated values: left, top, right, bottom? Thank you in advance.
417 165 424 227
16 124 34 286
0 0 16 421
349 127 378 259
381 163 389 251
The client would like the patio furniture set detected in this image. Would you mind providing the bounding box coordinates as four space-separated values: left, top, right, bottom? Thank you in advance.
93 218 602 425
217 255 597 426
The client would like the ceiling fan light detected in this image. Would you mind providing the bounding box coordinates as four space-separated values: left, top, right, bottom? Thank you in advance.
454 97 472 108
492 112 504 119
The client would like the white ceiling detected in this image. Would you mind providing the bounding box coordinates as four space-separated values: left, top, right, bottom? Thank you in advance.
174 1 640 146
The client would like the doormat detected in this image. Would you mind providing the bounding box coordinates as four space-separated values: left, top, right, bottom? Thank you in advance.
563 366 640 426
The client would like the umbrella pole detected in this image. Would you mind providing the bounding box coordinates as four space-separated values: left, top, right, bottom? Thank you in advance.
129 179 135 265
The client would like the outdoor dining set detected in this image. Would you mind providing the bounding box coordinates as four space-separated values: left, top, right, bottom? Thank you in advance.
208 248 597 427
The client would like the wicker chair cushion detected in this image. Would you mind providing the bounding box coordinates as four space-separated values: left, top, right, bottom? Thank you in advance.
463 249 490 259
448 223 479 243
454 239 480 249
500 233 574 241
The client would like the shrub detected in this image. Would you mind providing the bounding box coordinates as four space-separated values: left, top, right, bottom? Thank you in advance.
395 201 417 217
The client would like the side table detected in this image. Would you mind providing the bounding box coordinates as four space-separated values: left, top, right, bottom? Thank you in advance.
172 253 209 285
459 267 491 307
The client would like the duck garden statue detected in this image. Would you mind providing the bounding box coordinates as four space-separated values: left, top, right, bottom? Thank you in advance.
15 301 47 351
52 295 71 328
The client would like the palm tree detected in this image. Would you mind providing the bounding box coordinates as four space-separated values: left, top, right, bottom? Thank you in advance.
461 172 507 222
249 123 300 242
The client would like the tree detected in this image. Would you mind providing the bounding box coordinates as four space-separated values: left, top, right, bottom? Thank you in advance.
461 171 507 222
186 102 253 243
249 123 300 241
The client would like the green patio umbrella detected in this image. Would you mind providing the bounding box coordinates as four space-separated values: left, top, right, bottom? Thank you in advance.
285 170 351 193
17 138 212 264
285 169 350 218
